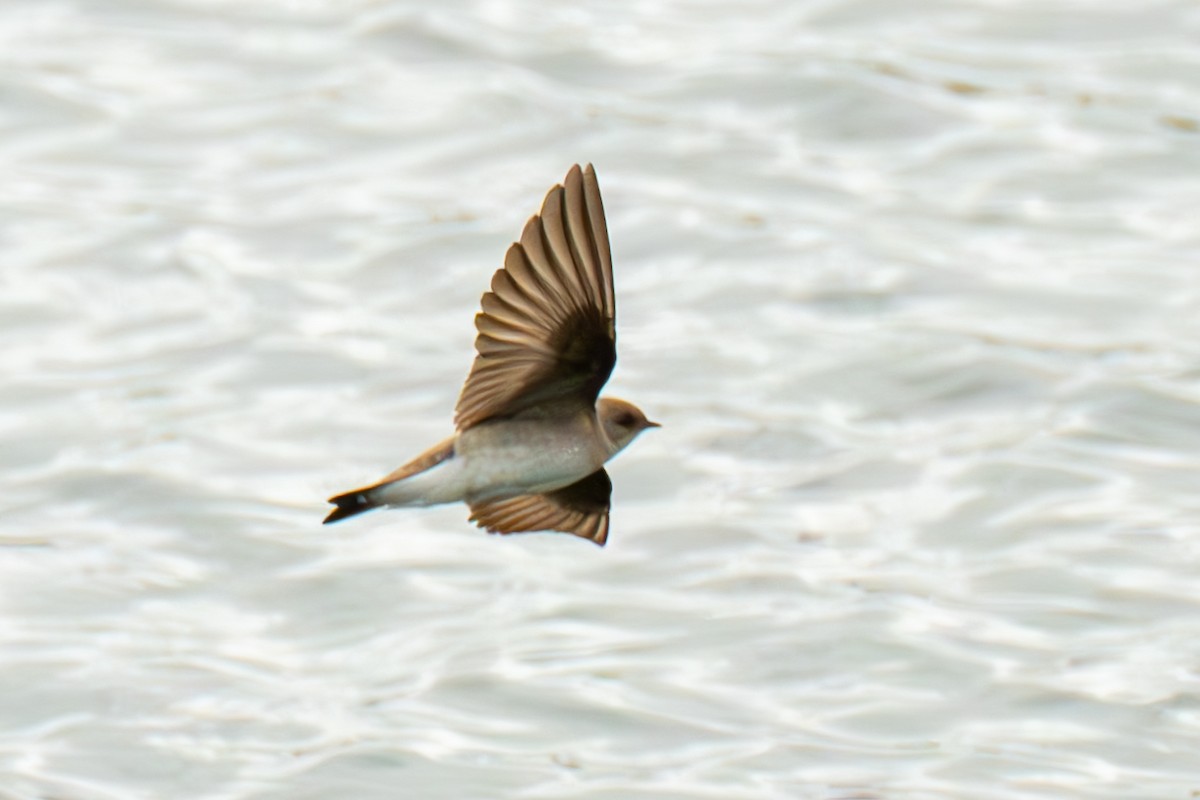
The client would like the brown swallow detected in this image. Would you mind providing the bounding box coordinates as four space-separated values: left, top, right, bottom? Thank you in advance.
323 164 658 545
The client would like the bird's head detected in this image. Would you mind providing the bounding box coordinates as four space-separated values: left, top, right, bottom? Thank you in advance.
597 397 660 456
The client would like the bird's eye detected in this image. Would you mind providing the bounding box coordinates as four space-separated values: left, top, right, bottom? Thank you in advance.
614 412 635 428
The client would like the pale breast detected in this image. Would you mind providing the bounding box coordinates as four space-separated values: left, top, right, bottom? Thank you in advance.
455 414 606 500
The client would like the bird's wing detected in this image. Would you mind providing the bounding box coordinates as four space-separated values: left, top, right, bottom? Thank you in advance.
454 163 615 431
467 468 612 546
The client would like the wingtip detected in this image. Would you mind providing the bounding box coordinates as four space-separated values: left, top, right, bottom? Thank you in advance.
567 163 598 188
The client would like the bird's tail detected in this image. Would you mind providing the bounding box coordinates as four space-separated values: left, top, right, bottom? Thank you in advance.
323 436 456 525
323 489 381 524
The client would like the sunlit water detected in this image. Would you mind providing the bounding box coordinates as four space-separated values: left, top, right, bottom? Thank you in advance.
3 2 1200 798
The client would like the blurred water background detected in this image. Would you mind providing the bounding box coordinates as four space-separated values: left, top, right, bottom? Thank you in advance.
3 1 1200 798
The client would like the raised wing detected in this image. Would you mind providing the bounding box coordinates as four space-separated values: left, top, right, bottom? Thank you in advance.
454 164 615 430
467 468 612 546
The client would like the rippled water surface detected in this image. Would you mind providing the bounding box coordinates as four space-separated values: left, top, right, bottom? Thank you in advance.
3 2 1200 798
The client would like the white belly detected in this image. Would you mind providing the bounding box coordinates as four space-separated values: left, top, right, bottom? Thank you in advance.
455 416 606 500
370 415 607 509
373 456 469 506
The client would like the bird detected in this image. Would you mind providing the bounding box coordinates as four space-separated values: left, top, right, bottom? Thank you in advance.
322 164 658 546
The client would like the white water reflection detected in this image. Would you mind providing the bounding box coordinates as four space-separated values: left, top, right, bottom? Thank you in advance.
2 2 1199 798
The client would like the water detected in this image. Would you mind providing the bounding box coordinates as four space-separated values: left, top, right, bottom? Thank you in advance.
3 2 1200 798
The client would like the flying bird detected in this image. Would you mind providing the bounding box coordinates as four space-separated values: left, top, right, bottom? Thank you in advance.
323 164 657 545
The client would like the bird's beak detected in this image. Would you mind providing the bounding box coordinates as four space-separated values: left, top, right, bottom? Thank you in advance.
645 420 662 429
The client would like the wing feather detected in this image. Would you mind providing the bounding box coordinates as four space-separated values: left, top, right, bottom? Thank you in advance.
454 164 616 430
562 165 605 316
538 188 589 305
467 469 611 546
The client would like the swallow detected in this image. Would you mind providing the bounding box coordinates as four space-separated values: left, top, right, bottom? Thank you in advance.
323 164 657 545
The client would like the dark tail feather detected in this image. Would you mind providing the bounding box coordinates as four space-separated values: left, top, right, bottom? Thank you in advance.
323 490 380 525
